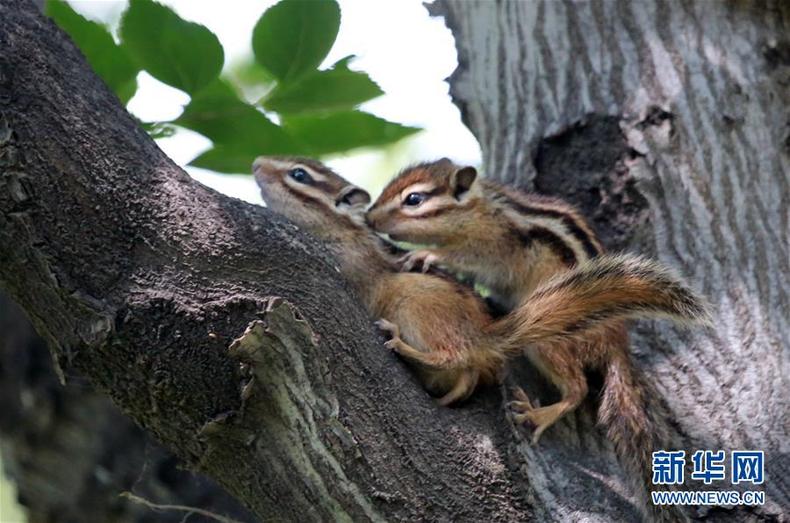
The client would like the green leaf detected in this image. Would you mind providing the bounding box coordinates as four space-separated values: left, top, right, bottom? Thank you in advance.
262 65 383 115
120 0 223 94
189 145 261 174
115 77 139 105
46 0 139 103
139 121 176 139
226 59 276 91
283 111 420 155
252 0 340 82
176 80 301 153
331 54 356 68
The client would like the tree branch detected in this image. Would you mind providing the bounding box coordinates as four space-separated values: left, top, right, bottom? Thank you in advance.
0 2 535 520
0 293 255 523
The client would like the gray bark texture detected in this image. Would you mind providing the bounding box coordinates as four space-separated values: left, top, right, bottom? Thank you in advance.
0 293 255 523
431 0 789 520
0 0 787 522
1 2 527 522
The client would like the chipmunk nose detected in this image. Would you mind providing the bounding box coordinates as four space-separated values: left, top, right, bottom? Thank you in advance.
252 157 266 173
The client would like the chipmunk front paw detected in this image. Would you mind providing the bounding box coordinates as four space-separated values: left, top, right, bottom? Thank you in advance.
399 250 440 273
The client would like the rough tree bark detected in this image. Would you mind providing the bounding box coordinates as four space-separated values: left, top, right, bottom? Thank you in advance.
2 2 524 521
0 294 255 523
1 0 787 522
0 2 252 521
431 0 788 520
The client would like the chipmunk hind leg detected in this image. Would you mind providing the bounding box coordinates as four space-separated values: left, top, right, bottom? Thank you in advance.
376 318 467 370
512 345 588 445
436 369 480 406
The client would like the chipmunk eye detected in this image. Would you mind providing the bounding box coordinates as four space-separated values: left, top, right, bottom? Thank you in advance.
403 192 425 206
288 167 313 184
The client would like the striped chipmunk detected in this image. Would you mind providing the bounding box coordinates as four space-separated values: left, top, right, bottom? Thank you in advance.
366 158 711 522
253 156 708 410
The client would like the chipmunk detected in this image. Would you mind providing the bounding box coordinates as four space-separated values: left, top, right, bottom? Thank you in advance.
254 154 707 399
365 158 606 310
366 158 710 522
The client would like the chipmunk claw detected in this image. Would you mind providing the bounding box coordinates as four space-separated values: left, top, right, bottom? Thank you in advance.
509 386 537 411
400 250 439 273
374 318 400 337
375 319 403 353
512 413 544 446
509 387 547 445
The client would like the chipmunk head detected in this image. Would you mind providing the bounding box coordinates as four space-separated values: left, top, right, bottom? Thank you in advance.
253 156 370 233
366 158 479 243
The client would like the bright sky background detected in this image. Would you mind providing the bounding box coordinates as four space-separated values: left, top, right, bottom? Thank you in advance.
71 0 482 204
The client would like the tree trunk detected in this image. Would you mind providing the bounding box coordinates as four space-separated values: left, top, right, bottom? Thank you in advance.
431 0 788 520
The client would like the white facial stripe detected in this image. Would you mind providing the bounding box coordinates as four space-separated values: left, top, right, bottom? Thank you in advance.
255 160 328 182
295 164 327 182
283 176 328 202
399 183 436 202
259 159 298 171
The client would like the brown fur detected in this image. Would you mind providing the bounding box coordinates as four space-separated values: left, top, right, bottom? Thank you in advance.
367 160 608 309
368 159 710 522
375 158 456 203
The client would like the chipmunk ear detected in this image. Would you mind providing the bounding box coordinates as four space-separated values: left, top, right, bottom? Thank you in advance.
450 166 477 199
336 185 371 209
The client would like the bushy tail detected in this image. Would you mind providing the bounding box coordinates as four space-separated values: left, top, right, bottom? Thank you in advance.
487 253 711 355
600 354 689 522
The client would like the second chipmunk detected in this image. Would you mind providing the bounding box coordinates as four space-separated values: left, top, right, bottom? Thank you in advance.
366 158 711 522
366 158 605 310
